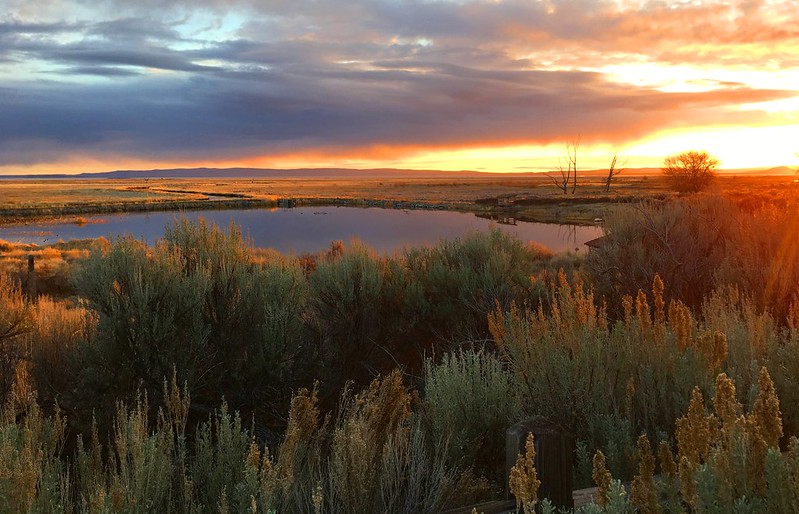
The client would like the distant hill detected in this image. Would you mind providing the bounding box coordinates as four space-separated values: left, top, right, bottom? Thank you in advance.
0 167 492 180
0 166 662 179
0 165 795 180
721 166 798 176
763 166 798 175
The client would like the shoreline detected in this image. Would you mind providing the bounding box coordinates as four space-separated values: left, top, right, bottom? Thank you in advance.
0 195 628 228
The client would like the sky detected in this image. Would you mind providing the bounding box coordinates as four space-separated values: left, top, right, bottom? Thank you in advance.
1 0 798 174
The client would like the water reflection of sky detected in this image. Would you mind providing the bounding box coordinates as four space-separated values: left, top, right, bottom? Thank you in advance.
0 207 604 255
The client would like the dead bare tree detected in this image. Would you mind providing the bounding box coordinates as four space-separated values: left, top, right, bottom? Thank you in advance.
545 160 571 194
545 138 580 194
605 152 626 192
567 138 580 194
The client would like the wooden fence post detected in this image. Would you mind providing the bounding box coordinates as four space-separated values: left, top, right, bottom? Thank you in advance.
506 417 574 510
26 254 37 301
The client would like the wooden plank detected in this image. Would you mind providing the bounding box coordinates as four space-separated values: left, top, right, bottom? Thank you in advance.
441 487 600 513
440 500 516 514
573 486 599 509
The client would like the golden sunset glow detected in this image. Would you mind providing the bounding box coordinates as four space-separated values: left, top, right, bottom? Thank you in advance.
1 0 797 175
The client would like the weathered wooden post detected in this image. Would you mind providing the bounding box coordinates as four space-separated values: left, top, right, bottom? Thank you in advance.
506 417 573 510
26 254 37 301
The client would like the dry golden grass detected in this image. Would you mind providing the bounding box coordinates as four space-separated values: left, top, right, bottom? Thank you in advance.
0 238 100 299
630 435 657 514
591 450 612 509
0 174 636 219
509 433 540 514
0 180 202 208
0 173 796 228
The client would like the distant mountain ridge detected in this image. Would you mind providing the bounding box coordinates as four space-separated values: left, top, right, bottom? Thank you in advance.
0 167 489 180
0 165 795 180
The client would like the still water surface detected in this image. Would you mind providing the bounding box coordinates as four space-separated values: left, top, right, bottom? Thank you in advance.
0 206 603 254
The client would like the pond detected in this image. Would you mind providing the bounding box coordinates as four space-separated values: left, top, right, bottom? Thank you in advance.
0 206 604 254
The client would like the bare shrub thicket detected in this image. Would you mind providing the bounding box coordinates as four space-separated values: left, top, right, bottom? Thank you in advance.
714 201 799 320
404 229 552 342
586 195 799 319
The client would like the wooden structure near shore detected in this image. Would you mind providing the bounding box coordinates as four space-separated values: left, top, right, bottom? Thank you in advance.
441 417 603 513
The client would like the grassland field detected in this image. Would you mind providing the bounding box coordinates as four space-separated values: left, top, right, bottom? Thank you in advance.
1 173 796 228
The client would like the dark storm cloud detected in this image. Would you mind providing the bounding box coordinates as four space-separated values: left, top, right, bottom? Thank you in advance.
0 0 797 166
0 20 86 35
49 46 222 72
0 62 791 166
61 65 142 76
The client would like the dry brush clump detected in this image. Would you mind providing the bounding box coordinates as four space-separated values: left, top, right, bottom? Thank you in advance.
491 273 709 478
403 229 553 342
491 270 799 485
578 368 797 513
71 220 313 432
0 272 31 399
0 271 95 411
587 195 799 321
714 201 799 321
423 348 521 486
0 369 469 513
586 197 736 311
26 296 96 408
66 220 553 426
